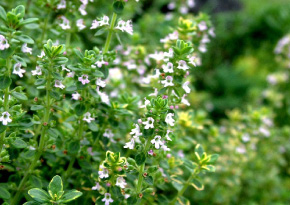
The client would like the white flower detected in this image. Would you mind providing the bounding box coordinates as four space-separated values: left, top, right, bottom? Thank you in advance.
116 177 127 189
95 58 108 67
61 65 70 72
188 55 198 67
161 144 170 151
124 138 135 149
59 16 71 30
198 44 207 53
12 63 25 78
38 50 45 58
21 43 32 54
140 98 150 108
242 133 250 142
90 16 109 29
177 60 189 71
163 48 173 62
31 66 42 76
54 80 65 89
198 21 207 31
57 0 66 9
181 94 190 106
151 135 164 149
182 81 191 93
96 78 106 88
165 113 175 126
78 4 87 15
115 20 133 35
236 146 246 154
0 35 9 50
96 87 110 105
102 193 113 205
83 112 94 123
78 74 90 85
98 165 109 179
72 92 81 100
208 27 215 37
165 130 172 141
0 112 12 125
259 127 270 137
130 124 142 138
103 129 114 139
161 76 174 87
67 71 75 78
76 19 86 30
142 117 154 129
92 182 100 190
149 88 158 97
149 51 164 61
162 62 174 73
201 34 210 44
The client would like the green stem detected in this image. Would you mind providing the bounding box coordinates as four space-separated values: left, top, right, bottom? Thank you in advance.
0 58 11 154
40 15 49 45
170 169 198 205
65 32 71 50
136 138 152 196
103 12 118 54
11 70 52 205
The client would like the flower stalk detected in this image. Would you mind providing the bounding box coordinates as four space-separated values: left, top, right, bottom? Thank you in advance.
103 12 118 54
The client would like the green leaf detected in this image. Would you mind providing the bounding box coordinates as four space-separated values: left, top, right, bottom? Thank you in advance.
191 178 204 191
59 190 82 203
48 175 63 200
135 153 146 166
29 175 43 188
49 91 61 100
11 91 28 101
0 6 7 22
94 28 106 36
73 48 84 60
68 141 80 155
15 5 25 19
0 76 12 90
144 176 153 185
23 202 41 205
0 187 10 199
208 154 219 164
195 144 204 160
111 186 123 199
13 55 27 66
12 138 27 149
92 70 104 77
16 35 34 44
28 188 50 203
31 105 44 111
35 78 46 86
202 165 216 172
19 18 38 26
147 165 158 173
75 104 86 116
183 159 197 172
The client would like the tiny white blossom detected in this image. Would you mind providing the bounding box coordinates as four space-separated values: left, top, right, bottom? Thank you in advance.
259 127 270 137
162 62 174 73
54 80 65 89
242 133 250 142
83 112 94 123
0 112 12 125
76 19 86 30
116 177 127 189
59 16 71 30
198 44 207 53
38 50 45 58
181 94 190 106
142 117 154 129
182 81 191 93
165 113 175 126
12 63 26 78
78 74 90 85
57 0 66 9
149 88 158 97
78 4 87 15
102 193 113 205
140 97 150 108
21 43 32 54
124 138 135 149
96 78 106 88
161 144 170 151
130 124 142 138
103 129 114 139
31 66 42 76
98 165 109 179
92 182 100 190
97 87 110 104
165 130 172 141
72 92 81 100
67 71 75 78
161 76 174 87
163 48 173 62
61 65 70 72
151 135 164 149
0 35 9 50
177 60 189 71
95 58 108 67
115 20 133 35
90 16 109 29
198 21 207 31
